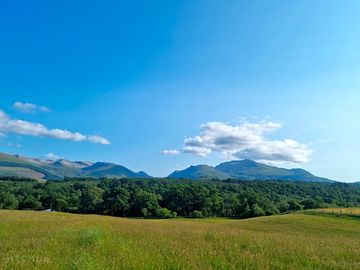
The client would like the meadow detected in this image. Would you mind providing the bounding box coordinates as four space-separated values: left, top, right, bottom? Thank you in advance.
0 210 360 270
307 207 360 216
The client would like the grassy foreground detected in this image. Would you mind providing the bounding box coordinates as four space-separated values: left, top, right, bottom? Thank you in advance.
0 211 359 270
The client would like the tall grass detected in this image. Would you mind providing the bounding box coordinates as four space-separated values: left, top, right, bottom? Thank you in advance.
0 210 359 269
305 207 360 218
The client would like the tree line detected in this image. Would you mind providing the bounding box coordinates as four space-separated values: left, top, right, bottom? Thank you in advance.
0 177 359 218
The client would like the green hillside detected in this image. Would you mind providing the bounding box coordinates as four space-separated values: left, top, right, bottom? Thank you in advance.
168 165 230 179
0 153 151 180
216 159 333 182
0 210 359 270
0 153 62 180
80 162 151 178
169 159 333 182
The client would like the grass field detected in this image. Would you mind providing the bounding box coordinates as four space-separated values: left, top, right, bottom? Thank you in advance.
308 207 360 216
0 211 359 270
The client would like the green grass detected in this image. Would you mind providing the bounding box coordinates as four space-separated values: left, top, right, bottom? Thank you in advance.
317 207 360 215
0 211 359 270
0 166 45 179
304 207 360 219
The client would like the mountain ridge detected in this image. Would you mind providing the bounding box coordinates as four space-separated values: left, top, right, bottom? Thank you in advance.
169 159 334 182
0 152 151 180
168 165 230 180
0 152 334 182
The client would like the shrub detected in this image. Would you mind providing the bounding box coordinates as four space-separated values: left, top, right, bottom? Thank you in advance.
190 210 203 218
251 204 265 217
155 208 176 218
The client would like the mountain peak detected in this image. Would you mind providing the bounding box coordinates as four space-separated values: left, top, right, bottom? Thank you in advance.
228 159 259 166
169 159 334 182
168 164 230 180
0 153 151 180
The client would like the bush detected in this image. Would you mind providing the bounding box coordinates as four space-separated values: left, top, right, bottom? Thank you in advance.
251 204 265 217
279 202 290 213
288 200 303 211
190 210 203 218
155 208 177 218
264 204 280 215
301 198 324 209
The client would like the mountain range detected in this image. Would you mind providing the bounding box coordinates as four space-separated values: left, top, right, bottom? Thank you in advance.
168 159 334 182
0 152 150 180
0 152 334 182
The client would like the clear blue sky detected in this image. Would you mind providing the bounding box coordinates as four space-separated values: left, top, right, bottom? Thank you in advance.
0 1 359 182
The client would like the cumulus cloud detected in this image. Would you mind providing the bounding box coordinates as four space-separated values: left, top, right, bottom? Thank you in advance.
0 110 110 145
182 121 311 164
162 149 180 155
13 101 50 113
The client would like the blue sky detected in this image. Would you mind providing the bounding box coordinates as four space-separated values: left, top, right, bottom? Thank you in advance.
0 1 360 181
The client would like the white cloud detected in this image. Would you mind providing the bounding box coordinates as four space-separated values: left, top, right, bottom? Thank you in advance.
88 135 111 145
0 110 110 145
7 142 21 148
13 101 50 113
45 153 61 160
162 149 180 155
182 121 311 164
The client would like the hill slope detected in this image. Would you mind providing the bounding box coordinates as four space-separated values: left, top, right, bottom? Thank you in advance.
216 159 333 182
0 153 63 180
0 152 151 180
168 165 230 180
80 162 151 178
168 159 333 182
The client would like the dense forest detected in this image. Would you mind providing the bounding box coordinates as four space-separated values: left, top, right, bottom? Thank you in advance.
0 177 359 218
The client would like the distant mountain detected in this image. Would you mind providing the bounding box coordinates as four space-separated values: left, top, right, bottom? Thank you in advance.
41 159 93 178
0 152 151 180
216 160 333 182
80 162 150 178
168 165 230 180
168 159 334 182
0 152 334 182
0 153 62 180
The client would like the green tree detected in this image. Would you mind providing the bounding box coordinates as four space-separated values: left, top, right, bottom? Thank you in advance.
103 187 130 216
79 186 104 213
251 204 265 217
20 195 42 210
288 200 303 211
0 192 19 209
301 198 324 209
131 190 161 217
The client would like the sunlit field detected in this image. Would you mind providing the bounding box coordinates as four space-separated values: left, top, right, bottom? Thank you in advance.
0 211 359 270
310 207 360 216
